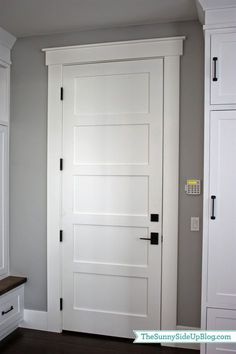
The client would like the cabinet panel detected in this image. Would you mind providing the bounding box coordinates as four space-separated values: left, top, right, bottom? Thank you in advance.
0 286 24 341
0 126 8 276
0 66 9 125
207 308 236 354
208 111 236 307
211 32 236 105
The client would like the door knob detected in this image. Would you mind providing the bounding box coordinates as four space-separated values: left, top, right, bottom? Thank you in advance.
140 233 159 245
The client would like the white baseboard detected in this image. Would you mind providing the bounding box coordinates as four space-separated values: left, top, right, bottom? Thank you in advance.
162 326 200 351
20 310 48 331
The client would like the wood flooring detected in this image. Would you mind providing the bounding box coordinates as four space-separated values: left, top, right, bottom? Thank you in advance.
0 328 199 354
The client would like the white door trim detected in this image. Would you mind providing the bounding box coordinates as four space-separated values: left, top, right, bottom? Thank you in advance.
44 37 184 333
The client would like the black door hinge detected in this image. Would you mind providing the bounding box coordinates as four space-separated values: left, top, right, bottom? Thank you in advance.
59 230 63 242
60 158 63 171
60 87 64 101
60 298 63 311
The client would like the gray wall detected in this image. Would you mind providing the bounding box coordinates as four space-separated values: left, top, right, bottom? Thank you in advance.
10 20 204 327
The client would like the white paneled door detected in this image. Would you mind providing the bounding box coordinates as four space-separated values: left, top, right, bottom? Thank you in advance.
62 59 163 337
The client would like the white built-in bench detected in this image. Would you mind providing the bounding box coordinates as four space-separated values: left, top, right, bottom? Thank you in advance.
0 276 27 340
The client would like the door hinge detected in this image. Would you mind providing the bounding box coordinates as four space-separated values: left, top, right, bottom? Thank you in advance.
60 298 63 311
161 235 163 243
59 230 63 242
60 158 63 171
60 87 64 101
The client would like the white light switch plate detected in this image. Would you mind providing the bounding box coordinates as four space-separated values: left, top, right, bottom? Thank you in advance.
191 217 200 232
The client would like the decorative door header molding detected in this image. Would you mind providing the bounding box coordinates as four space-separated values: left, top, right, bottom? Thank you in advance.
43 36 185 66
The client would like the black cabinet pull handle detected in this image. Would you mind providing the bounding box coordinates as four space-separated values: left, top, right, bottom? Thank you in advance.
2 305 14 316
213 57 218 82
211 195 216 220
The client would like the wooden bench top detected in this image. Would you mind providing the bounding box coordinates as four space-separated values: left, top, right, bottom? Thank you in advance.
0 276 27 296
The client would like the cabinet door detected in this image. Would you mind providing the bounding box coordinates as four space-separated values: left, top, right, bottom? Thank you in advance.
211 32 236 105
208 111 236 307
207 308 236 354
0 126 8 276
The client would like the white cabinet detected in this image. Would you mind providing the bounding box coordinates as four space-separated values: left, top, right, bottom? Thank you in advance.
0 27 15 282
207 309 236 354
207 111 236 307
203 111 236 354
0 28 25 341
200 2 236 354
0 27 15 281
211 32 236 105
0 126 8 277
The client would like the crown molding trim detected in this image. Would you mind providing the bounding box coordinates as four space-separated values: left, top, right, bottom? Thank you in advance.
196 0 236 29
0 27 16 50
0 27 16 65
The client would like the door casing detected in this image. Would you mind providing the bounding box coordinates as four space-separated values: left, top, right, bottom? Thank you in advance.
43 36 185 333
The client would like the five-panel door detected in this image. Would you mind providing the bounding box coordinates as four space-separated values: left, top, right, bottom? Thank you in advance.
61 58 164 337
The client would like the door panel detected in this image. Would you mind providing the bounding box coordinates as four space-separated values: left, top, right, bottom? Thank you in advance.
74 273 148 316
208 111 236 306
73 225 148 266
62 59 163 337
74 124 149 165
74 72 149 115
74 175 149 215
211 32 236 104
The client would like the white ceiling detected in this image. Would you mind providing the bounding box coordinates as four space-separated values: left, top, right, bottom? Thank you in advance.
0 0 198 38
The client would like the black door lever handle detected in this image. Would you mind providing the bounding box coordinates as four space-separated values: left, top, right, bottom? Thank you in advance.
140 233 159 245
